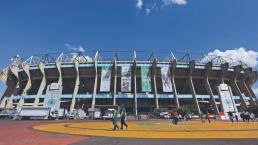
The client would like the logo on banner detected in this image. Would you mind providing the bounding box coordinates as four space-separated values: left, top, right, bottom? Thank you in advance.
121 66 131 92
161 66 173 92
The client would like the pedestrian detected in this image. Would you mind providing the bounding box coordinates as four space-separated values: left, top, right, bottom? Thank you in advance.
111 109 119 130
200 111 205 123
245 111 250 123
171 111 179 125
235 114 239 123
250 112 256 122
120 109 128 130
240 111 245 122
228 111 234 123
205 111 211 123
178 113 182 122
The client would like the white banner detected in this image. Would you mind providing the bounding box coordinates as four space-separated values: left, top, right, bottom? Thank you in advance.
100 66 112 92
44 83 62 112
121 66 131 92
218 84 237 120
161 66 173 92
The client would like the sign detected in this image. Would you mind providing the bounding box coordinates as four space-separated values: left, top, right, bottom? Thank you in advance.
121 66 131 92
100 66 112 92
49 83 60 90
141 66 152 92
160 66 173 92
44 83 62 112
217 84 237 120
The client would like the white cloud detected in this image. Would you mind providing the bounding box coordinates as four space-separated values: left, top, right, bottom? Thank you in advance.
65 44 85 52
135 0 187 15
201 47 258 68
162 0 187 6
136 0 143 10
146 8 151 15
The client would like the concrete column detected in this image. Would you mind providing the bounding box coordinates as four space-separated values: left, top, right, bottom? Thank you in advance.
55 61 62 87
242 68 256 106
133 62 138 116
204 62 219 115
189 60 201 115
6 96 14 108
10 65 19 108
70 60 79 114
18 63 32 107
0 69 9 108
171 60 179 109
34 62 46 106
231 65 247 109
152 60 159 109
113 60 117 106
0 97 7 108
91 60 98 108
0 69 18 108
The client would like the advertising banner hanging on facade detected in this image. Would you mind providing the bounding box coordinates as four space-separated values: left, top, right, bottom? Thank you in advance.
121 66 131 92
161 66 173 92
141 66 152 92
218 84 237 120
100 66 112 92
44 83 62 112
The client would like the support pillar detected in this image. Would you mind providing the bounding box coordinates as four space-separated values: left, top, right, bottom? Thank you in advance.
0 69 9 108
204 62 219 115
55 61 62 87
133 61 138 116
113 60 117 106
189 60 201 115
0 97 7 108
242 68 256 106
34 62 46 106
69 60 80 115
231 65 247 109
19 63 31 107
171 60 179 109
91 52 99 109
152 59 159 109
10 65 19 108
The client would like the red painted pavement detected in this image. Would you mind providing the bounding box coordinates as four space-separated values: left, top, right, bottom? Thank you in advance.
0 120 87 145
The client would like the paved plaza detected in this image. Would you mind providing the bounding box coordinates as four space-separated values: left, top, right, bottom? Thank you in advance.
0 120 257 145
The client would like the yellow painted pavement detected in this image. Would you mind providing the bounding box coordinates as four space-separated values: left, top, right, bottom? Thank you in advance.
33 120 258 139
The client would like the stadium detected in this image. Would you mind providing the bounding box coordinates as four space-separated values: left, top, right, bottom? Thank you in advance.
0 50 257 116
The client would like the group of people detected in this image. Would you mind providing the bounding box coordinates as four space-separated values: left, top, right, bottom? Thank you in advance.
240 111 256 123
170 111 194 125
111 108 128 130
228 111 256 123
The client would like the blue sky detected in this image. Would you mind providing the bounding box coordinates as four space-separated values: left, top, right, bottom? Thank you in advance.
0 0 257 96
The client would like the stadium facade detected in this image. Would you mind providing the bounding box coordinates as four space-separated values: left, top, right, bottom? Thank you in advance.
0 51 257 115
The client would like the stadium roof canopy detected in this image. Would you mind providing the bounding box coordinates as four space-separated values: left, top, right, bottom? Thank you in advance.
3 50 256 71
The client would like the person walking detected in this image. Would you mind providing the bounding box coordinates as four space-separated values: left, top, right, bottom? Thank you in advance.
120 109 128 130
228 111 234 123
250 112 256 122
245 111 250 123
200 111 205 123
205 111 211 123
235 114 239 123
111 109 120 130
171 111 179 125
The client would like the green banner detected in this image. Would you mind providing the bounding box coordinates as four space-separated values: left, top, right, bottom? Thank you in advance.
141 66 152 92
